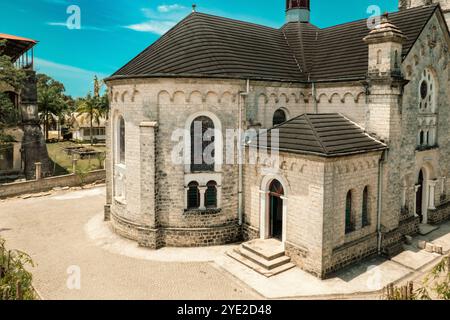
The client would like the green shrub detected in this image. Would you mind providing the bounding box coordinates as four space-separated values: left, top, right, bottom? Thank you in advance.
0 238 36 300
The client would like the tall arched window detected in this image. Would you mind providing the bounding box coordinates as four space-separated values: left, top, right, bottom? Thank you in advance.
345 191 354 234
273 109 287 126
362 187 370 227
190 116 215 172
118 116 125 164
377 50 382 65
205 181 218 208
419 69 437 112
419 130 425 146
394 50 399 69
187 182 200 209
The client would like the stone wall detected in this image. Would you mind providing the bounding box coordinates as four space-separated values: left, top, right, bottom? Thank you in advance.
0 170 105 199
110 210 241 248
399 13 450 227
428 200 450 224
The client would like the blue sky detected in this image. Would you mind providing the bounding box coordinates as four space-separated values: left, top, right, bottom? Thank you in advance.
0 0 398 97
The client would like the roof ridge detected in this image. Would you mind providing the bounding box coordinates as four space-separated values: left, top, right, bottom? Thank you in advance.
194 12 279 31
281 27 303 74
337 113 387 147
304 114 329 154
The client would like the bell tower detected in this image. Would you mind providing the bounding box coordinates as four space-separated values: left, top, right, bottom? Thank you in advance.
286 0 311 23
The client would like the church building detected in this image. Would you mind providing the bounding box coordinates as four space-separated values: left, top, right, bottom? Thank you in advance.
104 0 450 278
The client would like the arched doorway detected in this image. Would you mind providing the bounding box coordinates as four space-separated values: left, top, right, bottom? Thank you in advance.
416 170 424 223
268 180 284 240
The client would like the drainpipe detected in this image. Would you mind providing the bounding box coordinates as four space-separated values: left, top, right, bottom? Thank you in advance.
238 79 250 226
377 151 386 254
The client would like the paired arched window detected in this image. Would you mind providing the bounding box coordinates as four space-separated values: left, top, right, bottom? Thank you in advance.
186 180 219 210
190 116 215 172
362 187 370 227
345 191 354 234
117 116 125 164
273 109 287 127
205 181 218 208
187 182 200 209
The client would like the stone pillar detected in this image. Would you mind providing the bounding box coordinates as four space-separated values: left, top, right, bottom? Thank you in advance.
428 180 438 210
401 185 408 208
104 117 112 221
199 186 207 210
35 162 42 180
259 190 269 240
139 121 158 227
72 157 78 174
20 70 51 180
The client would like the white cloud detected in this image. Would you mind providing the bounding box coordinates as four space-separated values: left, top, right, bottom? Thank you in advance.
125 21 176 35
157 4 186 13
46 22 107 31
34 58 106 77
124 4 190 35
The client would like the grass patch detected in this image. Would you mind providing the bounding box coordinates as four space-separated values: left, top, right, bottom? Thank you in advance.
46 141 106 176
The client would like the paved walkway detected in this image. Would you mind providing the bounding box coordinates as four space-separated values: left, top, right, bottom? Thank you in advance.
1 186 449 300
0 187 260 300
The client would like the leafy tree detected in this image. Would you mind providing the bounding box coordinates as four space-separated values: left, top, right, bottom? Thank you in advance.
0 39 26 140
76 76 108 145
36 74 68 140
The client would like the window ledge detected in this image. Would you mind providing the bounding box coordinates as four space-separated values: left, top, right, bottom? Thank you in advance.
416 145 439 152
184 208 222 215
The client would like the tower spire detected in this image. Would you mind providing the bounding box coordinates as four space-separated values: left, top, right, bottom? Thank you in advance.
286 0 311 23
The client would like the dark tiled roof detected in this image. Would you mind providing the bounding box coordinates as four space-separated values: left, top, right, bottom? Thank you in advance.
255 113 387 157
111 5 438 82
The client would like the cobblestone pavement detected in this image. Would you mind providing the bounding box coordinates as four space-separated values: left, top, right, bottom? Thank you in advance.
0 187 261 300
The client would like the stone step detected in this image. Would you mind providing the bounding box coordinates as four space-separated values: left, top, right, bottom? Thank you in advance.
419 224 439 236
236 247 292 270
242 239 285 261
385 242 405 258
227 249 296 278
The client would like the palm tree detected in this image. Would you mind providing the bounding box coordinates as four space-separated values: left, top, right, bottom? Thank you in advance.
37 74 67 140
75 76 108 145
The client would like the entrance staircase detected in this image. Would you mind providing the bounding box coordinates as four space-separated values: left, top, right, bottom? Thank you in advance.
227 239 295 277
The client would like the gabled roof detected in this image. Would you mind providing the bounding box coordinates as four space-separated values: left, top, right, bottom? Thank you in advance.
0 33 37 62
255 113 387 157
110 4 439 82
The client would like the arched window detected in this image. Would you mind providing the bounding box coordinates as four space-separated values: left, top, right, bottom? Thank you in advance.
345 191 354 234
205 181 218 208
190 116 215 172
269 179 285 196
362 187 370 227
394 50 399 69
419 131 425 146
187 182 200 209
118 116 125 164
273 109 287 126
377 50 382 65
419 69 437 113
